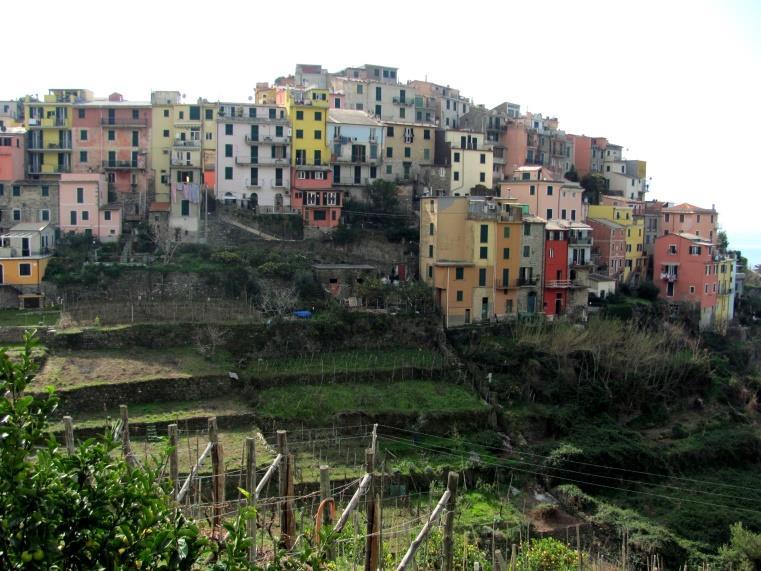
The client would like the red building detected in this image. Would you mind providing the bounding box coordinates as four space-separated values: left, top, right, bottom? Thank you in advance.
543 220 571 316
289 167 342 228
588 217 626 279
653 232 718 328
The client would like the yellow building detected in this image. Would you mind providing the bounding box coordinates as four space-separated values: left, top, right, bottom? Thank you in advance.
420 196 531 327
150 92 217 241
588 204 645 282
381 120 436 181
23 89 93 176
286 87 330 169
442 130 494 195
714 257 735 334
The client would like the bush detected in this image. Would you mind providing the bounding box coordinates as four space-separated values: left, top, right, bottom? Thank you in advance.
518 537 578 570
637 280 660 301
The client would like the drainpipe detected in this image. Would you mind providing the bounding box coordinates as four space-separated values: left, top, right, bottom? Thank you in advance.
446 266 450 329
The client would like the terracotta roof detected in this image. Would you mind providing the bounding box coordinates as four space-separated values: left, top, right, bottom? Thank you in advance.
663 202 715 213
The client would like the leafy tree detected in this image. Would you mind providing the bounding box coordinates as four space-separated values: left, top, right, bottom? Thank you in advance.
717 230 729 253
579 174 606 205
636 280 660 301
564 165 579 182
718 523 761 570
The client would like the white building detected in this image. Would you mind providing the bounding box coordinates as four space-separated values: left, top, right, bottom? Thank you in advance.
329 76 418 123
327 109 384 192
216 102 291 212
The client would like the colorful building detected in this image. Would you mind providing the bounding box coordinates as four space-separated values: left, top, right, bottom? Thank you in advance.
429 129 493 196
714 256 736 334
58 173 121 242
216 102 291 211
327 109 383 194
500 166 585 222
588 217 626 279
542 220 593 317
587 204 645 283
653 232 720 330
406 80 471 128
0 222 55 308
72 93 152 224
0 180 59 234
331 66 417 122
420 196 540 327
287 87 341 228
0 128 26 181
660 202 718 243
382 120 435 183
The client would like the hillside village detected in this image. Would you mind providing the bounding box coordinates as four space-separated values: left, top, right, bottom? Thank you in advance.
1 64 761 570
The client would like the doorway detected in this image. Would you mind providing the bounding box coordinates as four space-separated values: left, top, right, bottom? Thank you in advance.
464 308 471 325
555 293 563 315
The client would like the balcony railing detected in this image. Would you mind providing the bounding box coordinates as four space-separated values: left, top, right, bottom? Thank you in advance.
392 97 414 106
102 160 143 169
172 140 201 148
660 272 678 282
495 280 513 290
545 279 575 288
47 142 72 150
518 277 538 286
54 165 71 173
235 156 288 166
100 118 148 127
569 237 592 245
170 158 199 167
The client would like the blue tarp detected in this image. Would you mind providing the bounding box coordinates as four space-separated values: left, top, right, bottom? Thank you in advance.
293 310 313 319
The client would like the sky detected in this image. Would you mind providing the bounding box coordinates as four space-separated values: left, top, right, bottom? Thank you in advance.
3 0 760 262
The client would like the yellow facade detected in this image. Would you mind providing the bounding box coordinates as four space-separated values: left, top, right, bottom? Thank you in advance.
286 88 329 168
714 258 734 333
588 204 645 281
0 257 50 287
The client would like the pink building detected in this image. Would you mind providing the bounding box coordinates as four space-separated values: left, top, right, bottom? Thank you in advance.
588 218 626 279
0 129 26 182
500 120 527 178
59 173 122 242
654 232 719 328
72 93 151 224
289 168 342 228
499 166 585 222
660 203 718 243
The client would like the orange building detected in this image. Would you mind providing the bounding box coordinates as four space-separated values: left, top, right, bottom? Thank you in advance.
660 203 718 244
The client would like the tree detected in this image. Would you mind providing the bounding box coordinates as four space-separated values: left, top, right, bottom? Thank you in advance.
717 230 729 253
579 174 606 205
719 523 761 570
259 285 298 317
564 165 579 182
148 221 181 265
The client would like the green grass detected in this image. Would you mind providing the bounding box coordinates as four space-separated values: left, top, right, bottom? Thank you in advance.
245 348 443 378
256 380 486 423
0 309 59 327
32 347 235 391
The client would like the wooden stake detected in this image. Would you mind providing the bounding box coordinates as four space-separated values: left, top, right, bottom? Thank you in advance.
120 405 132 466
396 486 453 570
246 436 256 563
365 449 379 571
495 550 506 571
168 424 179 499
510 544 517 571
286 453 296 546
209 417 224 538
277 430 291 548
442 471 459 571
63 416 75 456
576 524 582 570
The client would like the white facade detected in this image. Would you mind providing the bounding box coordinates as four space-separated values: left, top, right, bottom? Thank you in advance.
327 109 384 188
329 77 418 122
216 103 291 212
445 130 493 195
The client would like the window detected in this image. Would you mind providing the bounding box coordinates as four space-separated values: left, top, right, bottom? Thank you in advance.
314 130 322 140
19 263 31 277
375 86 381 101
428 244 433 257
689 245 702 255
276 126 283 137
268 108 276 119
225 166 233 180
104 210 111 221
40 209 50 221
547 185 553 196
503 247 510 259
132 109 139 119
480 172 485 183
296 110 304 120
375 105 381 116
41 186 49 197
132 130 138 146
80 151 88 162
480 247 488 259
80 129 88 141
680 214 685 223
453 152 460 163
571 209 576 221
689 286 695 294
163 109 169 117
370 166 377 178
225 144 233 157
81 211 89 221
480 153 486 164
456 290 463 302
423 148 430 161
107 130 115 141
0 183 3 195
424 129 431 140
12 209 21 221
188 106 199 120
705 284 709 294
357 84 363 94
427 265 432 278
78 109 85 119
399 108 405 119
387 126 394 137
561 209 567 219
478 268 487 287
404 147 411 158
76 188 84 203
429 223 434 235
453 172 460 181
314 111 322 120
530 185 536 196
296 129 303 139
546 208 553 219
181 200 190 216
504 226 510 238
386 165 392 174
386 147 393 158
163 129 170 137
225 124 233 135
480 224 488 243
523 245 530 257
455 267 464 280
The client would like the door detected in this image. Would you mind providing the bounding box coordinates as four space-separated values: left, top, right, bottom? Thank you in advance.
354 166 361 185
21 237 30 257
527 292 536 314
555 296 562 315
464 308 471 325
481 297 489 321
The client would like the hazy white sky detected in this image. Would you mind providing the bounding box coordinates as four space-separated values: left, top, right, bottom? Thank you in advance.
3 0 759 257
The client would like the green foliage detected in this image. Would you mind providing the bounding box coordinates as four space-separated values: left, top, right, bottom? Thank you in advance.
563 165 579 182
294 270 325 302
579 174 607 205
358 279 436 314
518 537 579 570
719 523 761 571
636 280 660 301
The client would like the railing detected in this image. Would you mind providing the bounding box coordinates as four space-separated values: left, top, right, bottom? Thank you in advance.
170 158 197 167
102 160 141 169
518 277 538 286
495 280 512 290
235 156 288 166
54 165 71 173
392 97 414 106
100 118 148 127
172 140 201 148
569 237 593 245
660 272 678 282
54 118 67 127
47 142 72 150
546 279 575 288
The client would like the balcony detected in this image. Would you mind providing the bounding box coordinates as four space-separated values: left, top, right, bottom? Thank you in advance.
545 279 575 288
102 160 143 170
218 111 289 124
495 280 514 290
46 142 72 150
53 165 71 173
392 97 414 106
170 158 199 167
660 272 678 282
261 135 291 144
100 118 148 127
235 156 288 166
518 277 538 286
569 237 593 246
172 140 201 149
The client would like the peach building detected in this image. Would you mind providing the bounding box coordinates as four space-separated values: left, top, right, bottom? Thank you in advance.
588 218 626 279
0 128 26 182
654 232 720 330
500 119 528 178
499 166 585 222
58 173 122 242
566 134 592 177
660 202 718 243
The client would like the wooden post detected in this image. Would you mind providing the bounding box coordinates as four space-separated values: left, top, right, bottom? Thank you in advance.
495 549 506 571
576 524 582 570
168 424 179 499
277 430 292 548
209 417 225 538
364 449 379 571
63 416 75 456
320 465 332 527
120 405 131 465
246 436 257 563
396 486 453 570
510 544 517 571
442 471 459 571
286 453 296 546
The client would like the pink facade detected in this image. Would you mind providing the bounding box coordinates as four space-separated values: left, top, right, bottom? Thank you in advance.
72 93 151 222
0 131 25 182
59 173 122 242
601 195 644 217
501 120 527 178
654 233 718 313
588 218 626 279
661 203 718 243
290 167 342 228
330 93 346 109
567 134 591 177
500 168 584 222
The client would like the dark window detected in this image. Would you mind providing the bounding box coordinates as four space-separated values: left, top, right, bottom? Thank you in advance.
478 268 487 286
205 109 213 120
456 290 463 302
77 109 85 118
80 129 88 141
269 108 276 119
225 166 233 180
386 147 393 158
19 263 31 277
80 151 87 162
313 210 327 221
404 147 411 158
503 226 510 238
276 126 283 137
107 130 115 141
76 188 84 203
523 223 530 236
455 267 464 280
181 200 190 216
375 105 381 116
132 130 138 146
314 130 322 140
189 106 200 120
225 124 233 135
225 144 233 157
163 109 169 117
314 111 322 120
41 186 49 197
104 210 112 221
547 185 553 196
163 129 170 137
480 153 486 164
81 210 89 221
480 247 488 259
296 110 304 120
296 129 303 139
503 247 510 259
70 211 77 225
480 173 485 182
424 129 431 140
12 185 21 197
453 152 460 163
480 224 488 243
387 126 394 137
375 86 381 101
132 109 139 119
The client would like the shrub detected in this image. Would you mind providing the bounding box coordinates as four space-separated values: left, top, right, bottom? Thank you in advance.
518 537 578 570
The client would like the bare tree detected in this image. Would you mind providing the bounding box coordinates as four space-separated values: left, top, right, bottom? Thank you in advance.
194 324 229 358
148 222 181 265
259 286 298 318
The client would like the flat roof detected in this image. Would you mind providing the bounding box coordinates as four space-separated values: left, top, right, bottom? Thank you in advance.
76 100 151 107
328 109 383 126
7 222 50 233
587 217 625 230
